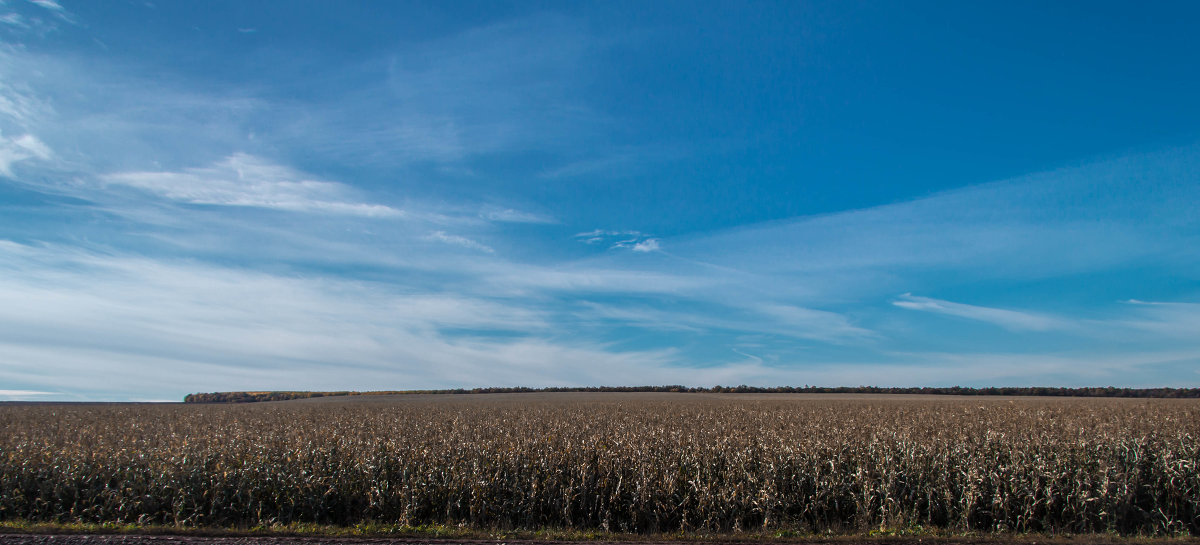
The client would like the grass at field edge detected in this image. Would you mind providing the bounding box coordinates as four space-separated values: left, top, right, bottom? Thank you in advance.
0 521 1195 543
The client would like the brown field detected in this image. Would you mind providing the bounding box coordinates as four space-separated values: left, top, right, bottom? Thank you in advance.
1 393 1197 535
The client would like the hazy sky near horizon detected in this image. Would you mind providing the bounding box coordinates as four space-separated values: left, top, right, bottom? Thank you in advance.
1 0 1199 401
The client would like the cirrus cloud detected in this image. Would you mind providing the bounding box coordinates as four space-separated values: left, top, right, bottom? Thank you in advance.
102 153 403 217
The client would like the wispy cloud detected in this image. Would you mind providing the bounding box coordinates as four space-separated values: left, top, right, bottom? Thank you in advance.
3 240 906 398
630 238 660 253
893 293 1073 332
102 153 402 217
0 76 51 131
578 300 873 344
272 14 608 169
575 303 707 333
869 349 1200 387
0 389 55 399
575 229 662 252
482 264 710 295
1117 300 1200 339
0 13 26 28
480 207 555 224
0 43 270 184
678 145 1200 290
426 230 494 253
0 131 50 176
0 241 683 399
0 0 74 36
540 154 636 180
27 0 64 13
4 238 1198 400
755 303 877 343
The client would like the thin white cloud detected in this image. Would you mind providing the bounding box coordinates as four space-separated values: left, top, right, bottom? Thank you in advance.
0 75 51 133
730 348 764 366
677 348 1200 389
631 238 660 252
426 230 495 253
11 133 48 156
0 131 51 176
1116 300 1200 339
538 143 689 181
540 153 636 180
102 153 403 217
575 229 626 239
0 389 54 398
893 293 1073 332
755 303 877 342
0 13 26 27
4 240 1198 400
27 0 64 13
480 207 555 224
0 242 691 399
0 44 269 181
7 0 74 27
678 144 1200 292
273 14 605 169
576 303 706 333
0 255 625 397
577 301 874 344
873 349 1200 387
484 265 711 295
575 229 661 252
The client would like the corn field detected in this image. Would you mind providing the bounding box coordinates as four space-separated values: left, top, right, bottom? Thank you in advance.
1 394 1198 534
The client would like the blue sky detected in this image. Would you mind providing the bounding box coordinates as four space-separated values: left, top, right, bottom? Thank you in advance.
1 0 1198 401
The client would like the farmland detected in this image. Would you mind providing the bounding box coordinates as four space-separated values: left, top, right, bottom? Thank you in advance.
1 393 1197 536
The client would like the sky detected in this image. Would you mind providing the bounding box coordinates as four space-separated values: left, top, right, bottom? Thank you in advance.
1 0 1198 401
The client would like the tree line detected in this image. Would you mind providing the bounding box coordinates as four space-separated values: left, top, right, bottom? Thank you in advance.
183 385 1200 403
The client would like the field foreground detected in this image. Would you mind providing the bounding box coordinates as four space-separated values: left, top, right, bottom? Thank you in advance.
3 537 1200 545
1 393 1198 535
3 537 1198 545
